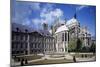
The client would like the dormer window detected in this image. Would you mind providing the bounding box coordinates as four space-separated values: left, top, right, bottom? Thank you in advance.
16 27 19 32
25 29 28 33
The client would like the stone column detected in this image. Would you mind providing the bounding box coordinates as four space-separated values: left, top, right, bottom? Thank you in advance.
47 39 49 53
90 37 92 46
67 31 68 53
43 37 45 55
27 34 30 55
53 39 55 52
56 34 58 52
52 39 54 52
63 32 65 52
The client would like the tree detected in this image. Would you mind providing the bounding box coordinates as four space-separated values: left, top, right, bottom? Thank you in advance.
90 42 96 53
68 38 77 52
81 46 90 52
76 38 82 51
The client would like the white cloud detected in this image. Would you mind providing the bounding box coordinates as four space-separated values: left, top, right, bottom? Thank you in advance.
40 8 63 18
32 18 43 29
12 2 65 30
29 2 41 10
32 18 47 25
32 18 41 24
76 5 88 11
12 1 32 24
40 7 64 25
52 8 63 17
22 18 31 25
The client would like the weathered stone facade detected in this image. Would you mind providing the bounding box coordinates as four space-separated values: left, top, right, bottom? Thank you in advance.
11 15 93 55
11 24 55 56
51 16 92 52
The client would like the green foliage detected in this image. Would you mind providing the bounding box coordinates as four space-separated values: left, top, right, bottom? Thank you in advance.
81 46 90 52
65 47 68 51
90 42 96 53
76 38 82 51
68 38 77 51
68 38 83 52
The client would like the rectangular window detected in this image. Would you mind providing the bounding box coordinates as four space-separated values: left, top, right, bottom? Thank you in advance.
12 43 14 48
25 43 27 48
68 32 69 42
20 35 23 40
38 44 40 48
33 37 34 41
35 44 36 48
15 43 18 49
56 36 57 43
31 43 33 48
16 35 18 40
14 35 16 40
21 43 23 48
25 35 28 41
18 35 20 41
23 35 25 41
62 33 64 41
12 35 14 40
65 33 67 41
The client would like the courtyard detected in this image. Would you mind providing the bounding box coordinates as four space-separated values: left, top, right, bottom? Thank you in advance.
11 52 96 66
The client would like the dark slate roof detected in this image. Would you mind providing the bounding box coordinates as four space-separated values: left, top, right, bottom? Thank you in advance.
38 30 51 36
12 23 35 33
12 23 52 37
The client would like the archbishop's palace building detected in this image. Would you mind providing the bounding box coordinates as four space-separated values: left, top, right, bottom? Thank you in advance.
11 15 93 56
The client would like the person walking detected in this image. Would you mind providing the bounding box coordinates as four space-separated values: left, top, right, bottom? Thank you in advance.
25 59 28 64
21 58 24 66
73 56 76 62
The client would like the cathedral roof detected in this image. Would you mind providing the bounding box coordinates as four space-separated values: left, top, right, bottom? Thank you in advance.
66 17 79 26
79 27 91 36
49 29 52 34
55 25 68 34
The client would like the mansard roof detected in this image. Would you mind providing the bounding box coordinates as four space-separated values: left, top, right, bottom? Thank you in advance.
37 30 52 37
12 23 34 33
12 23 52 37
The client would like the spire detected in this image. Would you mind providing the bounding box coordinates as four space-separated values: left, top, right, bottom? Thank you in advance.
74 8 77 19
74 13 77 19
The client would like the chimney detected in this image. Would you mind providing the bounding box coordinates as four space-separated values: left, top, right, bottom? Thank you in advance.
16 27 19 32
43 22 48 30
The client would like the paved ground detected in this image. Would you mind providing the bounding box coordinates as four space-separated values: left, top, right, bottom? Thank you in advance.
76 56 96 62
11 53 96 66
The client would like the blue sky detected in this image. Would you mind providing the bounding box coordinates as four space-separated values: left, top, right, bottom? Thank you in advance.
11 0 96 36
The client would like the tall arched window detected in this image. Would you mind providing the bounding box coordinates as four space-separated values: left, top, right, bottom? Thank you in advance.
65 32 67 41
25 29 28 41
62 33 64 41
